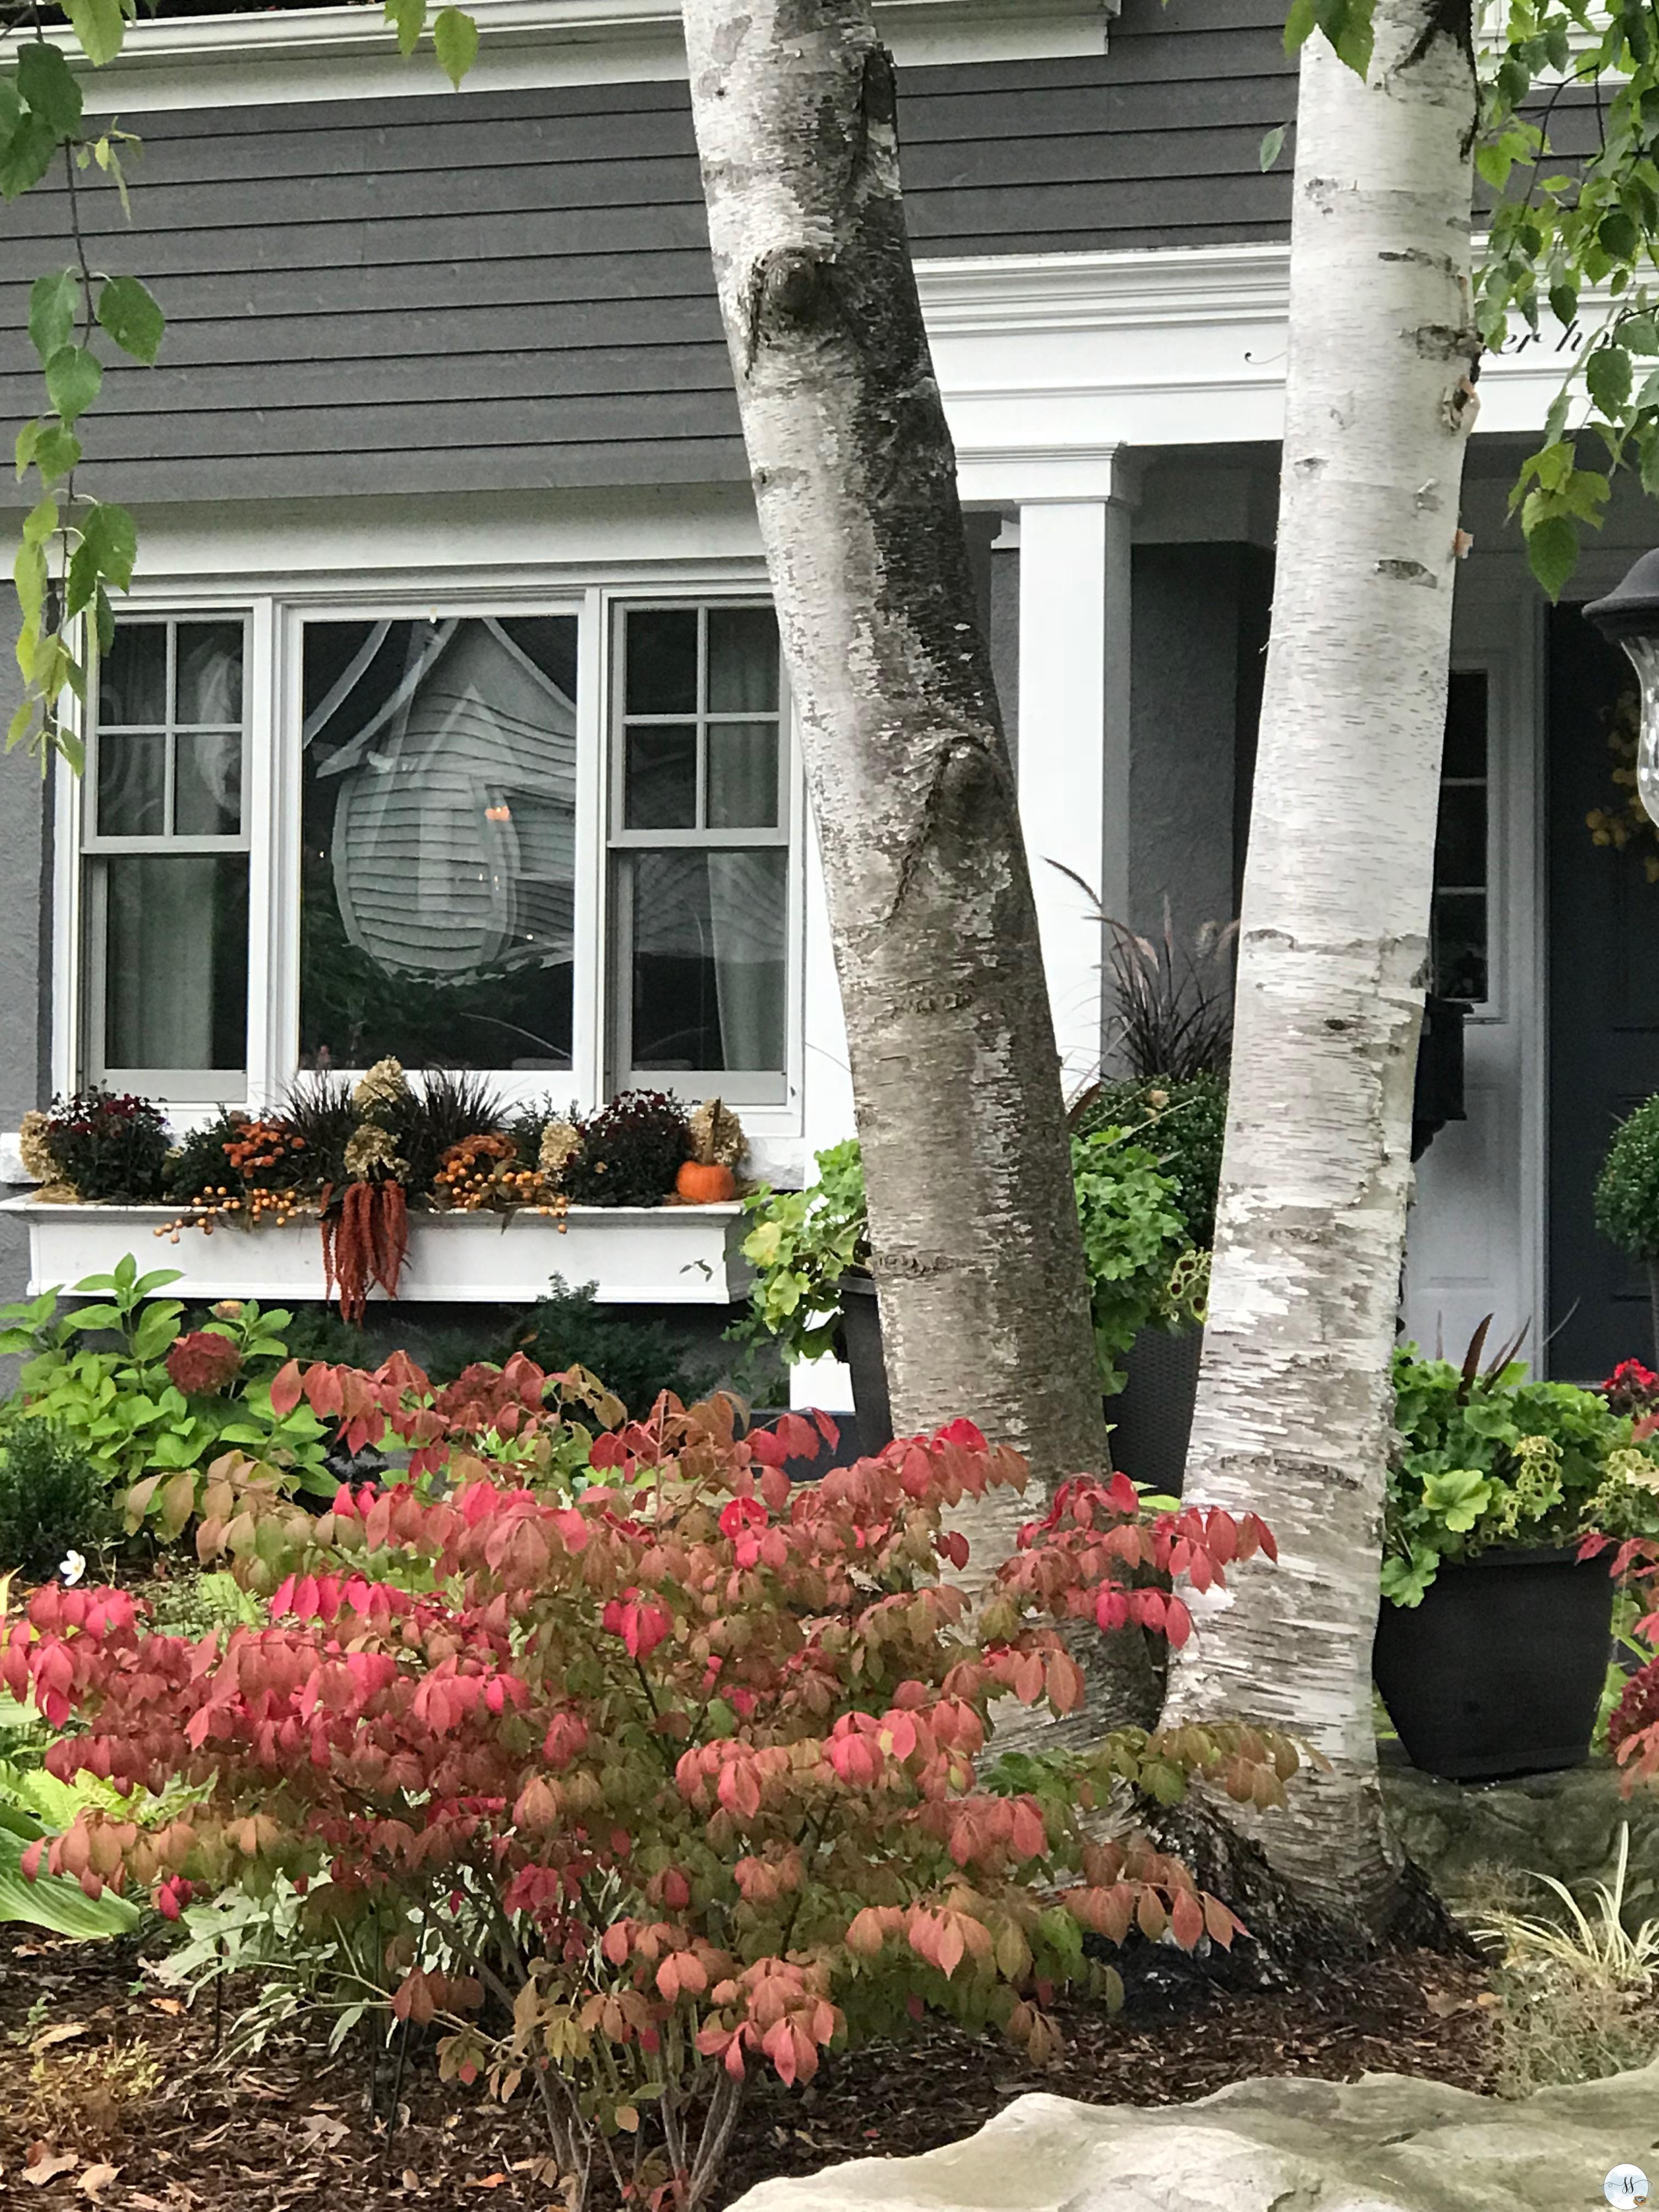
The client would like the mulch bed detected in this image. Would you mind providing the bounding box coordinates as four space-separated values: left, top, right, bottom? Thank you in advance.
0 1923 1494 2208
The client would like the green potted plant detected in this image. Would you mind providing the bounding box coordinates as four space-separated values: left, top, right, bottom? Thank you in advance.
1068 1072 1223 1494
1595 1093 1659 1362
736 1133 1201 1459
1374 1329 1659 1781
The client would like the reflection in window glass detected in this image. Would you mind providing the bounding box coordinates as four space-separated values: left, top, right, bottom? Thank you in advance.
86 617 250 1086
1431 670 1489 1003
624 849 787 1074
101 855 249 1071
300 614 580 1071
613 603 788 1090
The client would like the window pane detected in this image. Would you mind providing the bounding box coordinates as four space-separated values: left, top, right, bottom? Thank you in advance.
1432 890 1487 1003
99 625 166 727
99 853 248 1070
625 608 698 715
175 622 244 725
625 725 698 829
627 847 787 1072
1433 783 1486 888
97 730 166 837
300 614 579 1071
707 721 779 828
176 731 243 838
1443 670 1487 778
707 606 780 712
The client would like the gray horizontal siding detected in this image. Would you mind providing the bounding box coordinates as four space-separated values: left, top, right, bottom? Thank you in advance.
0 0 1294 504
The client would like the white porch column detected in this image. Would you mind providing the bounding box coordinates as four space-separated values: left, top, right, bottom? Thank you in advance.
1015 487 1133 1090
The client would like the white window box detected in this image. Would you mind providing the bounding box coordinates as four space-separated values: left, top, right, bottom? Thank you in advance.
0 1198 751 1308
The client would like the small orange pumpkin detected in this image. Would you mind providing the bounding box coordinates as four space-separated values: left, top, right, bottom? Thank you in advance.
675 1159 736 1204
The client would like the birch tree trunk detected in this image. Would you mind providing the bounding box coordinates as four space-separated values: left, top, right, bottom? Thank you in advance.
679 1 1110 1526
1162 0 1480 1931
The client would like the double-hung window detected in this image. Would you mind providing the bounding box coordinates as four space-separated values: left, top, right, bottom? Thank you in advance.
81 617 251 1100
72 590 795 1118
610 602 790 1106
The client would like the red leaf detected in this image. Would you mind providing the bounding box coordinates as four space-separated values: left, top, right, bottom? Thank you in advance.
270 1358 303 1419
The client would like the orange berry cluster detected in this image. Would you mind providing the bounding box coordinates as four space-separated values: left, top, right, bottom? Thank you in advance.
436 1133 540 1212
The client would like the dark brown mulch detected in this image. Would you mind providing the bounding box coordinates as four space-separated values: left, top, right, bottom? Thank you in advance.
0 1923 1493 2209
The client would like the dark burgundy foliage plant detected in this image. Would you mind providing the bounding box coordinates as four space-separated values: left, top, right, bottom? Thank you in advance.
562 1090 692 1207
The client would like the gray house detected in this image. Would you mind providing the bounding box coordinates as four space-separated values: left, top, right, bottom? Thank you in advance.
0 0 1650 1397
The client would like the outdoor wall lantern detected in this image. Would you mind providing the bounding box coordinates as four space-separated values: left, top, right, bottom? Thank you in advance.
1587 549 1659 827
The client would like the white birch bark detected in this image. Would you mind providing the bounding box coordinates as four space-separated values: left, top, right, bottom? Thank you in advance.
679 2 1108 1480
1162 0 1480 1929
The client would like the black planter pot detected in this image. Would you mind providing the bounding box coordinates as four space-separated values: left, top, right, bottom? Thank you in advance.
1109 1325 1203 1496
838 1272 893 1454
1372 1546 1615 1781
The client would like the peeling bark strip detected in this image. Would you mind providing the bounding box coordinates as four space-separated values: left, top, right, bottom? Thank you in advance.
1164 0 1479 1931
680 3 1110 1528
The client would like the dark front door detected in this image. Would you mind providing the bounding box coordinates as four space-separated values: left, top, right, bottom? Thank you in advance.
1547 603 1659 1379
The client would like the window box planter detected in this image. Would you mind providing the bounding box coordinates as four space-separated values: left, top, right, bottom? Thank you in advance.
1371 1545 1616 1782
0 1197 752 1307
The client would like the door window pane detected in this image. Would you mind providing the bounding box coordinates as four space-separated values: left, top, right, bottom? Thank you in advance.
300 614 580 1071
100 853 249 1071
1431 671 1490 1003
625 848 787 1073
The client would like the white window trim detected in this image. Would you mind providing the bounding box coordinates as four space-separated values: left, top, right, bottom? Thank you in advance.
53 563 809 1154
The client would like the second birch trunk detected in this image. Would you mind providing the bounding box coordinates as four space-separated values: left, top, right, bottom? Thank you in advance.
1163 0 1481 1928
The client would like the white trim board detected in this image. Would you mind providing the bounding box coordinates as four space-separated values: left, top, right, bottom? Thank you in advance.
69 0 1114 109
916 244 1612 472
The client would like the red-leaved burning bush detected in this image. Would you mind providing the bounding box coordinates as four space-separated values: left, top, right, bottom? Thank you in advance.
163 1329 243 1396
6 1397 1287 2210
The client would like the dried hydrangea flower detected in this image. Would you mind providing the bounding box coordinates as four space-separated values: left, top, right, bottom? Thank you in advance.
538 1118 581 1186
343 1123 408 1182
352 1057 409 1118
18 1108 57 1184
687 1096 746 1171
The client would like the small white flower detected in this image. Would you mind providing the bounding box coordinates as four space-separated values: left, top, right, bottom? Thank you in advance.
58 1550 86 1588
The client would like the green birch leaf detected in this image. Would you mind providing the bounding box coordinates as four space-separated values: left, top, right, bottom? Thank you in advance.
93 582 114 654
0 113 59 202
28 270 76 366
56 726 84 774
1587 342 1634 416
1283 0 1317 48
32 424 81 485
1526 509 1580 599
1259 125 1286 172
44 343 101 427
22 495 59 547
65 0 127 66
67 501 137 613
1625 312 1659 353
16 42 83 136
97 274 165 366
384 0 425 53
1548 280 1579 328
14 418 40 478
433 5 479 86
13 542 46 631
5 699 34 754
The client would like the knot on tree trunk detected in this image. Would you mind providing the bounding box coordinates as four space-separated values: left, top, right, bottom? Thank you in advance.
743 247 838 366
